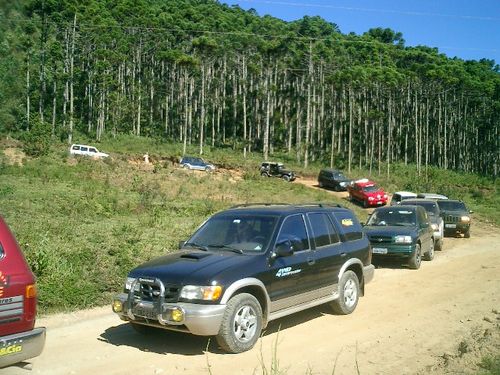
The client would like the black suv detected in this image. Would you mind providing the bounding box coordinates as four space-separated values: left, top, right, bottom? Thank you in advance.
112 204 374 353
260 162 295 182
318 168 352 191
436 200 472 238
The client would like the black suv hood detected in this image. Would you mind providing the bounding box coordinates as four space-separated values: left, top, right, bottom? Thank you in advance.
128 250 254 285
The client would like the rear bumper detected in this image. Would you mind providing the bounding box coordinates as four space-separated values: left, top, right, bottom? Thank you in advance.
0 327 46 368
363 264 375 284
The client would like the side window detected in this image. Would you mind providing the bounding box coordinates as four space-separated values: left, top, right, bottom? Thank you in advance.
72 145 80 150
333 211 363 241
276 215 310 252
0 242 4 260
89 148 97 153
308 213 339 248
81 147 88 152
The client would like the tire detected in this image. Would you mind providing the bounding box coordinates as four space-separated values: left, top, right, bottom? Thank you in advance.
216 293 263 353
334 184 341 192
464 229 471 238
435 239 443 251
408 243 422 270
424 239 435 261
183 164 189 169
330 270 360 315
260 172 268 177
319 181 324 188
282 175 290 182
130 322 157 335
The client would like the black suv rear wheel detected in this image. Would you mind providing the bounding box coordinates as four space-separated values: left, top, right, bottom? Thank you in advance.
216 293 263 353
330 270 360 315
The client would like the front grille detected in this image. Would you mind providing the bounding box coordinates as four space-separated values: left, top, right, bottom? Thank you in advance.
137 282 180 303
0 295 24 322
444 215 459 223
369 235 393 244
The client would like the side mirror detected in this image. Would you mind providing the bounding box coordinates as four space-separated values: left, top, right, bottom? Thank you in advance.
469 210 474 214
271 240 294 259
360 222 365 226
178 240 186 249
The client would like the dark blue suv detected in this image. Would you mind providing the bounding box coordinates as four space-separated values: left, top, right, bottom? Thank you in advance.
112 204 374 353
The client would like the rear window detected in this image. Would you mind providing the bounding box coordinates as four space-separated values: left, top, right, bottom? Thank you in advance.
72 145 80 150
332 211 363 241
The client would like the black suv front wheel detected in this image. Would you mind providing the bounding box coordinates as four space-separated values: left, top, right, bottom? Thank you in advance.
216 293 263 353
330 270 360 315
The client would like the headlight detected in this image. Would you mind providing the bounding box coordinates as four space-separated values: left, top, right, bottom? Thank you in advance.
431 223 438 230
383 194 388 199
180 285 222 301
368 197 375 201
394 235 412 244
340 182 347 187
461 216 470 223
125 277 139 291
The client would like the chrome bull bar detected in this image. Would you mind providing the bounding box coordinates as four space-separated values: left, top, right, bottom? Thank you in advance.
126 277 171 325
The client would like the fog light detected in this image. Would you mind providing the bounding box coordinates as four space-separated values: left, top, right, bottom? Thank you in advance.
171 308 184 322
112 300 123 313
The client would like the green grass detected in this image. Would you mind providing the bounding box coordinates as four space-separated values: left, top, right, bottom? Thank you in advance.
0 136 498 313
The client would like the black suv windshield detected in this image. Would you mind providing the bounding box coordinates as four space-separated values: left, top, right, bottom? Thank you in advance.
367 209 416 226
437 201 467 211
185 215 278 253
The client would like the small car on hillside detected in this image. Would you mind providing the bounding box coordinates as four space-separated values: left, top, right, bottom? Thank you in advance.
348 179 388 208
70 144 109 158
260 162 295 182
390 191 417 206
363 205 435 269
112 203 374 353
404 199 444 251
317 168 352 191
180 156 215 172
436 199 472 238
0 216 46 368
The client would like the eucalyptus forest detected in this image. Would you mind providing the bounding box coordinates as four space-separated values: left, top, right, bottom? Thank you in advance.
1 0 499 175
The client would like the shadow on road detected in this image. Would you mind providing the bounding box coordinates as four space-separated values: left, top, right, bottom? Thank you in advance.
99 305 332 355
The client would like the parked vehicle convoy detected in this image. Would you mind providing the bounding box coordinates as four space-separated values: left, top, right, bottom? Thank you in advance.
0 217 46 368
363 205 435 269
390 191 417 206
112 203 374 353
348 179 388 208
179 156 215 172
260 162 296 182
404 199 444 251
436 200 472 238
317 168 352 191
69 144 109 158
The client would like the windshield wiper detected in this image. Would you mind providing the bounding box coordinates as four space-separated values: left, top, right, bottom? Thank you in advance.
208 244 244 254
183 242 209 251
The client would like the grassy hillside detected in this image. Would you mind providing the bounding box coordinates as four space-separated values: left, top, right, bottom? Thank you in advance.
0 135 498 314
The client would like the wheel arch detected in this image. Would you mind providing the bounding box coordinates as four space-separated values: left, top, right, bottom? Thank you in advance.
338 259 365 296
220 278 271 328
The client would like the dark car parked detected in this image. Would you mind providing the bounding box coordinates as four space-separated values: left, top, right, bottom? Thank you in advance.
436 200 472 238
260 162 295 182
404 199 444 251
113 203 374 353
317 169 352 191
363 205 435 269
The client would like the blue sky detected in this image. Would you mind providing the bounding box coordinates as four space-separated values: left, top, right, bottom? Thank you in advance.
220 0 500 63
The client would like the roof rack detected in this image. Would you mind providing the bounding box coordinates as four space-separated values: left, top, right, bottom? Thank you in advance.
230 203 344 209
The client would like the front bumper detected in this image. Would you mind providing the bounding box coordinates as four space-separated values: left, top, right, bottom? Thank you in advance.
0 327 46 368
113 293 226 336
367 199 387 207
444 222 470 234
370 243 416 257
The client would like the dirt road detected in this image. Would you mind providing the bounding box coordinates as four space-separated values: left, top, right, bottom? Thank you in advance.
3 181 499 375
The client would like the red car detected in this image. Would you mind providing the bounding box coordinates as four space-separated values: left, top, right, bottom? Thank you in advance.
0 216 45 368
348 179 388 208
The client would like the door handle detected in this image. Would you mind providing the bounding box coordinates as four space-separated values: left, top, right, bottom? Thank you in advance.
307 258 315 265
340 252 347 257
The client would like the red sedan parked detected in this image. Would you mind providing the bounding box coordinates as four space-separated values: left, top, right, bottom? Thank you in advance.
348 179 388 208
